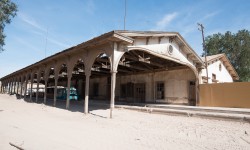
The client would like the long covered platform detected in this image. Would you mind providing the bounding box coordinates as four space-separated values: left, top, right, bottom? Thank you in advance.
0 30 204 118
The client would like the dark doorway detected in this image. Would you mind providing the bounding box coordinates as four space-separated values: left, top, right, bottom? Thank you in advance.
189 81 196 106
134 83 145 103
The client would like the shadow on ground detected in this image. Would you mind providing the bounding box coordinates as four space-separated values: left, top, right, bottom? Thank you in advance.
20 95 111 115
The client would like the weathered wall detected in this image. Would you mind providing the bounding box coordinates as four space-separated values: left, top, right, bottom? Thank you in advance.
90 77 108 100
132 37 197 69
89 69 196 104
199 82 250 108
153 69 196 104
118 73 153 102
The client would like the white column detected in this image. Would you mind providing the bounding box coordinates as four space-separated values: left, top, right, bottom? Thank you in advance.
53 76 58 106
30 77 33 101
8 81 10 94
4 82 7 94
66 75 72 109
20 79 23 97
16 80 19 95
44 80 48 104
6 82 8 94
13 80 16 94
195 78 199 106
4 82 6 93
84 72 91 114
0 83 2 93
11 81 14 94
0 82 3 93
2 82 5 93
24 78 28 100
110 71 117 118
43 68 49 104
10 81 13 94
36 80 40 102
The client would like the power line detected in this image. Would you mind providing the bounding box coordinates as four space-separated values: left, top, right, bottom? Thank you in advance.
123 0 127 30
45 27 48 58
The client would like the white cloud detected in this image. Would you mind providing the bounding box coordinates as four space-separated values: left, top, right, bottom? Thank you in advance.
198 11 220 23
18 12 72 49
18 12 47 32
47 37 71 48
153 12 178 30
13 36 44 54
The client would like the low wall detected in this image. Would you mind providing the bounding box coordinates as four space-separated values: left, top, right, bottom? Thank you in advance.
199 82 250 108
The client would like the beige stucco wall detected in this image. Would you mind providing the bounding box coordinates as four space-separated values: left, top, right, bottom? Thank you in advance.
201 60 233 83
89 69 196 104
199 82 250 108
153 69 196 103
90 77 109 99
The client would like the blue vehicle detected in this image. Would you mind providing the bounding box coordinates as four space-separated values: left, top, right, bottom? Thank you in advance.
47 86 78 100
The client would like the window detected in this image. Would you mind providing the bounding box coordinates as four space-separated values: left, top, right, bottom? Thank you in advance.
202 76 209 84
168 45 173 55
120 82 134 98
212 74 216 80
212 74 218 83
156 82 164 99
219 63 222 71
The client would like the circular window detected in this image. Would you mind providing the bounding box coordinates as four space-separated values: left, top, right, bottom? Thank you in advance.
168 45 173 55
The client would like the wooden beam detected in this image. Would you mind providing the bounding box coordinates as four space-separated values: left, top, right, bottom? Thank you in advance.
118 61 149 71
124 52 165 68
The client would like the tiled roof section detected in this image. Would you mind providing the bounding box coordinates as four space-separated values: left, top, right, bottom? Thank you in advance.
0 30 204 79
201 54 224 62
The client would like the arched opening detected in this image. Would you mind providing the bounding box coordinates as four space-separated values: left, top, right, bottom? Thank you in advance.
70 59 85 101
43 58 86 109
115 49 197 105
89 53 111 101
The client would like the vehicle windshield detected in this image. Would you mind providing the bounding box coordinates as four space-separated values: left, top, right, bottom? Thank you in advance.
70 90 77 95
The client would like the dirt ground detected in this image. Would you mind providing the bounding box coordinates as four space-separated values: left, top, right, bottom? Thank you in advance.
0 94 250 150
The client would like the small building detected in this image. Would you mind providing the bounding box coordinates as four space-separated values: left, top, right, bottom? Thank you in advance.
200 54 239 84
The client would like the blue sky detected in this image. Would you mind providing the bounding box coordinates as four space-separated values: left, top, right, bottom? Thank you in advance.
1 0 250 78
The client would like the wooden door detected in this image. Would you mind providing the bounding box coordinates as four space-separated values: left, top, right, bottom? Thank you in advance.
189 81 196 106
134 83 145 103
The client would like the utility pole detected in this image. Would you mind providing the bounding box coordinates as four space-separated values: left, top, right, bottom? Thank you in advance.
45 27 48 58
123 0 127 30
198 23 209 83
